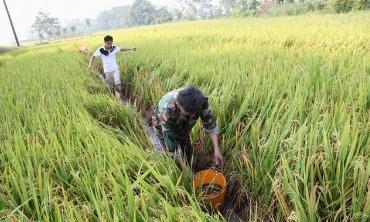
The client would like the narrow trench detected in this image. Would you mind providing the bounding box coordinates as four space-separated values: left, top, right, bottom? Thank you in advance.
86 60 259 222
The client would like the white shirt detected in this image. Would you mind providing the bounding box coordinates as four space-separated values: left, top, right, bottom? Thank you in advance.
93 45 121 73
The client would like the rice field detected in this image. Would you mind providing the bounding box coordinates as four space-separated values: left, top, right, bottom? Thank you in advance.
1 12 369 221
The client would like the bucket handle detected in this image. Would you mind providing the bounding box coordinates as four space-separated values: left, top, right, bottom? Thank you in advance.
208 166 223 173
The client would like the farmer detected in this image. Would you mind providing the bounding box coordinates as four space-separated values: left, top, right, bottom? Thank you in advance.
152 86 224 168
88 35 136 99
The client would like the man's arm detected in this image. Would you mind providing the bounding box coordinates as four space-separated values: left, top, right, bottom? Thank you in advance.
120 47 136 52
200 98 225 168
88 55 95 68
210 133 224 168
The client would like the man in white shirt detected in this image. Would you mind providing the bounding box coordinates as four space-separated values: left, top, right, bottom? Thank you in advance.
88 35 136 99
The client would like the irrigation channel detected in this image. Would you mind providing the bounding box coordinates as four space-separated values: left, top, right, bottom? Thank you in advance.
90 61 256 221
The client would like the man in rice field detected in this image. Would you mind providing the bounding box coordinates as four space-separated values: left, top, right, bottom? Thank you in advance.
88 35 136 99
152 86 225 169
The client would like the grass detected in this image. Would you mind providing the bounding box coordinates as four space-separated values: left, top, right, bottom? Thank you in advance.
0 47 220 221
1 11 370 221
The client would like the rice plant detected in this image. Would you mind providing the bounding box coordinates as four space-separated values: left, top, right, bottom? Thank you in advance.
1 11 369 221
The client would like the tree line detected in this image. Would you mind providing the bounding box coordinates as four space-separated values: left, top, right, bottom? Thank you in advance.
32 0 369 41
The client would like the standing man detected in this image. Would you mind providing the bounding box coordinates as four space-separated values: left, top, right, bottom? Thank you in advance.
88 35 136 99
152 86 224 169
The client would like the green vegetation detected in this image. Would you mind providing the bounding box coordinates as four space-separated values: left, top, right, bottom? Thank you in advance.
1 12 370 221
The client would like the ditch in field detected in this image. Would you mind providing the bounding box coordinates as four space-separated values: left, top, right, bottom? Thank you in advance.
83 57 269 221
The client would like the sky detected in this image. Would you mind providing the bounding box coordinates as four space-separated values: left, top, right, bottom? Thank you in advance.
0 0 171 46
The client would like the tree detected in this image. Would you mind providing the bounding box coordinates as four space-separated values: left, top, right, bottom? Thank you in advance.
85 18 90 26
220 0 238 14
194 0 215 19
55 29 61 37
70 26 76 33
175 0 216 19
173 8 185 20
249 0 259 10
32 12 61 40
353 0 368 10
155 7 174 24
173 0 219 21
95 10 110 30
213 6 224 17
130 0 156 25
227 0 260 13
95 6 132 30
175 0 198 20
47 30 53 38
84 18 92 34
62 28 68 36
331 0 368 12
236 0 249 11
111 6 132 28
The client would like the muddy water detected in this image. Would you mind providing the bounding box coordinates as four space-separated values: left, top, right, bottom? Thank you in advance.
141 121 165 153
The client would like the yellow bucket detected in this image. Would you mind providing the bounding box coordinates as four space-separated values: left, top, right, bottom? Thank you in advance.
193 169 227 210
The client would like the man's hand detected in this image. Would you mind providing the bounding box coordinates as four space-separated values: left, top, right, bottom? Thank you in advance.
121 48 137 52
213 149 224 169
209 133 224 169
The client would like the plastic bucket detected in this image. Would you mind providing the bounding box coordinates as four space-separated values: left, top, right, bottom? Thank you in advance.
193 169 227 210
